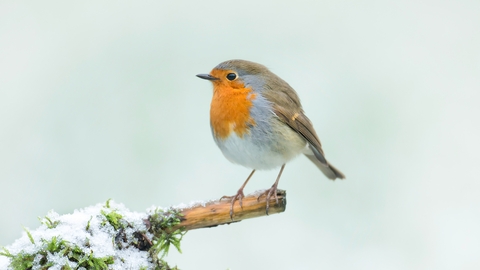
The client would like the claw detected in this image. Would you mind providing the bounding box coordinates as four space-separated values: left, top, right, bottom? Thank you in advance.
221 164 286 218
222 169 256 220
258 164 286 215
220 190 245 220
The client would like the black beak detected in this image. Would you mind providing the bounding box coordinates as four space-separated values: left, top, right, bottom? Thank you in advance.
196 74 219 81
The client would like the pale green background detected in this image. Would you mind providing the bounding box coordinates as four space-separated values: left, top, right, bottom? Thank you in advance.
1 1 479 269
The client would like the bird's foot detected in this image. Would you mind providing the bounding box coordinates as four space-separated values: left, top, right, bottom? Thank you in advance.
220 189 245 220
256 185 279 215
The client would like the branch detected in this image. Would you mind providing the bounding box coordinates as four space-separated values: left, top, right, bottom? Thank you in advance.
171 189 286 231
0 189 287 270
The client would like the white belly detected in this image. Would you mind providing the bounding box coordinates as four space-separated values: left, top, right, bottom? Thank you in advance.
213 122 307 170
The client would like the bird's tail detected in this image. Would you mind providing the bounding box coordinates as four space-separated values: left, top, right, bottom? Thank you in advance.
304 153 345 180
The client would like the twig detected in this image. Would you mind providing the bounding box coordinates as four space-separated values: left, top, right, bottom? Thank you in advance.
170 189 287 231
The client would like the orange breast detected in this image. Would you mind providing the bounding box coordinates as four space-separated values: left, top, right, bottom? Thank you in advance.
210 85 257 140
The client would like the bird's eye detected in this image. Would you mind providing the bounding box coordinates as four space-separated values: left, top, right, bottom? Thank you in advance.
226 73 237 81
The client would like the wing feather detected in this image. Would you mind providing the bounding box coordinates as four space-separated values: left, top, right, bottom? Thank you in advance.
273 105 327 165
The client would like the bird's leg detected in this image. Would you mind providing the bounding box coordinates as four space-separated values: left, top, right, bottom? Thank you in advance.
257 164 285 215
220 169 256 220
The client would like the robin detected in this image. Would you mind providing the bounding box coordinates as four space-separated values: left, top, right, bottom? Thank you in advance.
196 59 345 218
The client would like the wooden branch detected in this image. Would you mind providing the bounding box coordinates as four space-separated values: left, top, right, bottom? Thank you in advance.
170 189 287 231
1 192 288 269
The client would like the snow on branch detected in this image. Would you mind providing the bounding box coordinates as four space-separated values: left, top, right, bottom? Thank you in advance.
0 189 286 269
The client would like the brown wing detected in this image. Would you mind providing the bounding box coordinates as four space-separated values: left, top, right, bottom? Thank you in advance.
274 105 345 180
273 105 327 165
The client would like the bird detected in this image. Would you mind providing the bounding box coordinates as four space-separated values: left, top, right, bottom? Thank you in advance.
196 59 345 218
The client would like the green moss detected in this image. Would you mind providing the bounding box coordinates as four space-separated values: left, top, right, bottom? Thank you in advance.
86 216 93 231
0 247 12 258
22 227 34 245
77 252 114 269
105 198 112 208
148 208 186 261
1 201 186 269
38 216 60 229
7 251 34 270
101 209 123 230
1 237 114 270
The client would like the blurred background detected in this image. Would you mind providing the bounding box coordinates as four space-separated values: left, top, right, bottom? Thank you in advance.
1 1 479 269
